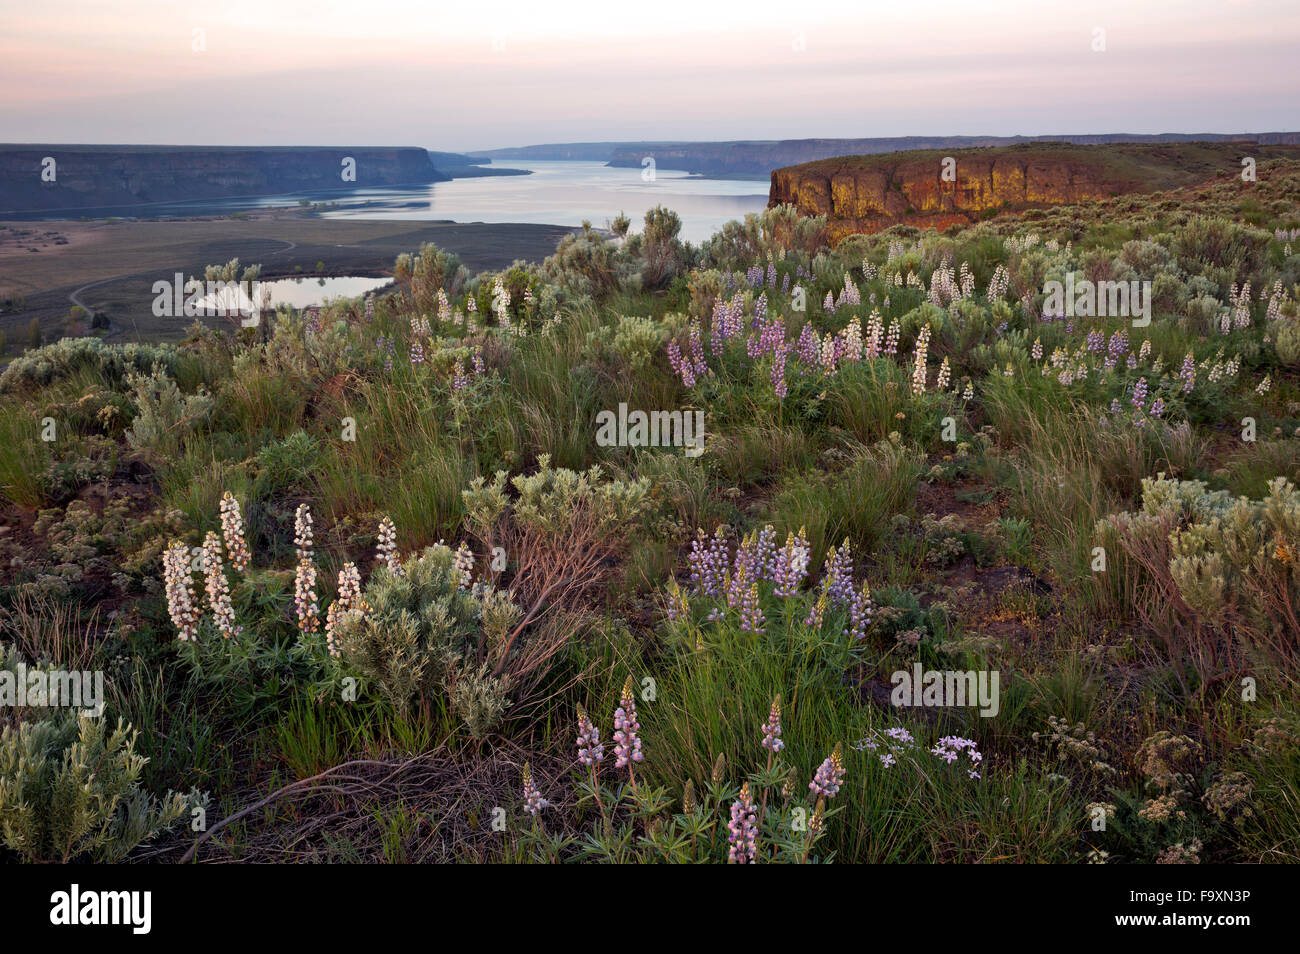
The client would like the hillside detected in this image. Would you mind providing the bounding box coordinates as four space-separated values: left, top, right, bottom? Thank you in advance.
769 141 1300 241
0 146 494 214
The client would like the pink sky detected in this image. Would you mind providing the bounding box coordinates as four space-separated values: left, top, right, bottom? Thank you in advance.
2 0 1296 150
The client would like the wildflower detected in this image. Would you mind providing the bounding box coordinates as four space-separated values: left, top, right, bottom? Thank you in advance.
163 541 200 642
376 516 401 574
761 695 784 753
936 356 951 392
613 676 644 769
1031 337 1043 361
576 703 604 766
453 542 474 588
202 531 240 639
810 742 846 799
911 325 932 394
1179 352 1196 393
931 736 983 779
410 340 425 365
325 562 363 657
727 782 758 863
293 504 319 638
219 491 249 572
522 763 550 817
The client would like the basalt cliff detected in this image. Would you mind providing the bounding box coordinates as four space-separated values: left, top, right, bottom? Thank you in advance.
0 146 494 214
769 142 1300 242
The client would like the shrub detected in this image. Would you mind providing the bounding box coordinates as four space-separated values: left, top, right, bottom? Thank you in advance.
0 711 195 863
124 368 214 459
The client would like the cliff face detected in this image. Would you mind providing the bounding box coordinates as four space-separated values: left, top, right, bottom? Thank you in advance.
606 133 1300 178
0 146 448 213
769 143 1300 242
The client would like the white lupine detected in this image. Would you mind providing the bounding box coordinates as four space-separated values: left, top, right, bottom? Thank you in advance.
325 561 364 657
453 543 474 589
219 491 249 573
163 542 200 642
202 531 240 638
911 325 932 395
294 504 319 637
376 516 401 575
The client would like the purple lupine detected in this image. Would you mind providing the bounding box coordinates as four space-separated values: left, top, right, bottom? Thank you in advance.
795 324 820 365
766 262 777 288
410 340 425 365
727 783 758 863
522 763 550 816
820 541 855 606
668 339 693 387
771 528 810 598
576 703 604 766
688 324 708 378
810 743 846 799
739 582 764 633
771 355 788 398
846 582 872 640
761 696 784 753
613 677 644 769
781 273 790 295
1085 329 1104 354
688 526 730 596
1149 397 1165 418
1179 352 1196 393
823 290 835 314
1131 376 1148 411
750 525 778 583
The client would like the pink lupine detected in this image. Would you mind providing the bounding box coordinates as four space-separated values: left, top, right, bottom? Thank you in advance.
727 782 758 863
810 743 846 799
613 676 644 771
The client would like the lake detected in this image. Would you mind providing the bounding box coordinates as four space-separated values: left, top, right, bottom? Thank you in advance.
7 161 770 246
313 160 770 244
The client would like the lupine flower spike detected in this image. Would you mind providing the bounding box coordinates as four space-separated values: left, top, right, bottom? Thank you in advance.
727 782 758 864
522 763 550 818
613 676 644 782
810 742 846 799
219 491 249 573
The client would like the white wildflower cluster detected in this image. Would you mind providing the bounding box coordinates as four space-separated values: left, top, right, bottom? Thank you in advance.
294 504 319 638
163 542 200 642
325 561 364 657
986 263 1011 301
219 491 249 573
453 543 474 589
911 324 932 395
376 515 401 575
202 531 240 639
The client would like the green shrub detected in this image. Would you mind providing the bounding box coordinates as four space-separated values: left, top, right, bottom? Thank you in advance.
0 711 195 863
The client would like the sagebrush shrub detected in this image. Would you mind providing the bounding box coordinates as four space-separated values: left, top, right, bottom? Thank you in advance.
0 712 194 863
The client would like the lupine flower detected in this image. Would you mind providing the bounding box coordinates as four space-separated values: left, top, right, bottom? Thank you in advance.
772 528 810 597
795 324 819 365
883 319 900 355
1131 376 1148 411
410 340 425 365
163 541 200 642
727 782 758 863
688 526 730 596
202 531 240 638
761 696 784 753
1032 337 1043 361
911 324 932 395
453 543 474 588
522 763 550 816
293 504 319 637
325 561 363 657
810 742 846 799
739 581 765 634
936 356 951 392
576 703 604 766
376 516 401 574
771 353 788 398
219 492 249 573
613 676 644 769
1179 352 1196 393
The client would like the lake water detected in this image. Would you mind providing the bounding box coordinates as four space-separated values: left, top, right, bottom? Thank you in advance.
312 160 770 244
8 161 770 246
257 275 392 308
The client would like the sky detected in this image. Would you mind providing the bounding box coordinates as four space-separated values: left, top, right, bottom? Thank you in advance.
1 0 1297 151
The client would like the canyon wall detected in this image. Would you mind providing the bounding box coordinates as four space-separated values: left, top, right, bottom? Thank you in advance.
0 146 457 213
769 143 1300 242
